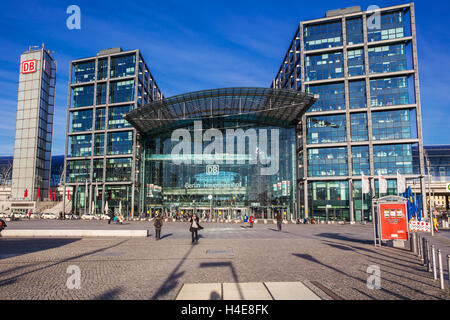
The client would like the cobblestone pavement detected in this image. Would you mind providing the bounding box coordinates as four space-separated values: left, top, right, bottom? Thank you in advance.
0 222 449 300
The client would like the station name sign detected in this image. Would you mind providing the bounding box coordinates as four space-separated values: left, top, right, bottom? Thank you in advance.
21 59 37 74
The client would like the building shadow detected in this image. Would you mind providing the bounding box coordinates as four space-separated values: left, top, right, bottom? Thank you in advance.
315 232 373 245
0 239 129 287
0 238 81 260
200 261 241 300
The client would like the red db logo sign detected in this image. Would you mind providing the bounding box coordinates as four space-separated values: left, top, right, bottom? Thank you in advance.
21 59 37 74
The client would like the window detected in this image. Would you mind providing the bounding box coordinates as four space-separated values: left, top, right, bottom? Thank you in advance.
107 131 133 155
346 17 363 45
108 105 132 129
306 52 344 81
109 80 135 104
97 58 108 80
352 146 370 175
94 133 104 156
373 143 415 175
72 61 95 83
95 108 105 130
96 83 107 105
304 21 342 51
67 160 90 183
110 54 136 78
372 109 415 140
347 49 365 76
370 76 410 107
349 81 367 109
308 147 348 176
70 110 93 132
105 158 132 182
69 134 92 157
307 82 345 112
350 113 368 141
367 11 407 42
72 85 94 108
307 115 346 144
368 43 408 74
93 159 104 182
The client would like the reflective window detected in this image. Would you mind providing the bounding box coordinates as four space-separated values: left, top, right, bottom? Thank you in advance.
350 113 368 141
107 131 133 155
367 11 407 42
72 85 94 108
67 160 90 183
352 146 370 175
70 110 93 132
93 159 104 182
106 158 132 182
104 185 132 210
349 80 367 109
95 108 105 130
307 82 345 112
306 52 343 81
96 83 107 105
372 109 415 140
370 76 410 107
373 143 415 175
346 17 363 45
72 61 95 83
109 80 135 104
368 43 408 74
97 58 108 80
304 21 342 51
110 54 136 78
69 134 92 157
308 181 349 221
108 105 132 129
307 114 346 144
308 147 348 176
94 133 104 156
347 49 365 76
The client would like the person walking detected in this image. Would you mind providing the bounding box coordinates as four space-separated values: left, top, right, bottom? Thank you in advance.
276 212 282 231
189 213 203 244
154 213 163 240
108 210 114 224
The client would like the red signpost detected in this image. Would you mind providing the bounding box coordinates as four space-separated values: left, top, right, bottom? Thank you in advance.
379 202 408 241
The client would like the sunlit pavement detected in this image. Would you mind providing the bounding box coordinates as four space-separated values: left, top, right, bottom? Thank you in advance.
0 222 449 300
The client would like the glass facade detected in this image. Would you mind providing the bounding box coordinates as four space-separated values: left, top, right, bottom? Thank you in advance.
346 17 363 45
67 160 90 183
350 113 368 142
69 134 92 157
373 143 416 175
106 158 132 182
372 109 416 141
141 120 298 219
308 181 349 220
110 54 136 78
370 76 411 107
72 85 94 108
352 146 370 175
107 131 133 155
70 110 93 132
304 21 342 51
109 80 135 104
96 83 107 105
306 52 343 81
108 105 132 129
307 83 345 112
308 147 348 176
72 61 95 83
367 11 408 42
307 114 346 144
349 80 367 109
368 43 408 74
347 49 365 77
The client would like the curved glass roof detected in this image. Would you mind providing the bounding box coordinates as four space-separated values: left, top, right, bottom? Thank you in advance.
125 87 317 135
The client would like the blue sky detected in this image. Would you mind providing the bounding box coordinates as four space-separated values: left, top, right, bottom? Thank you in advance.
0 0 448 155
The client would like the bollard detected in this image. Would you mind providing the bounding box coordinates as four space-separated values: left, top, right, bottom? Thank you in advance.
412 233 417 254
438 250 444 290
427 240 432 272
418 235 422 260
410 233 416 254
447 255 450 292
432 245 437 280
422 237 428 267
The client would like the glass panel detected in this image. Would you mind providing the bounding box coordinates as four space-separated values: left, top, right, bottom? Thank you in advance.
350 113 368 141
367 10 406 42
96 83 107 105
370 76 410 107
67 160 90 183
70 110 93 132
110 54 136 78
72 85 94 108
308 147 348 176
107 131 133 155
106 158 132 182
372 109 416 140
93 159 104 182
94 133 104 156
307 114 346 144
368 43 408 74
347 49 365 76
352 146 370 175
69 134 92 157
346 17 363 45
306 52 344 81
307 82 345 112
349 80 367 109
308 181 349 221
72 61 95 83
304 21 342 51
108 105 132 129
95 108 105 130
373 143 416 175
97 58 108 80
109 80 135 104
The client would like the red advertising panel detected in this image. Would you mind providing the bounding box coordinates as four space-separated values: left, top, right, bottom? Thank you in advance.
379 203 408 240
21 59 37 74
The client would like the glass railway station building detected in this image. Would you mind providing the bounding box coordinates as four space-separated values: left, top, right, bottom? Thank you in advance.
64 3 428 221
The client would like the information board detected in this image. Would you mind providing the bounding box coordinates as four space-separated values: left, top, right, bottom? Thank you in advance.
379 202 408 240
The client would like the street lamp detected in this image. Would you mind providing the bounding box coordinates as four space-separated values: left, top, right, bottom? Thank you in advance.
208 194 213 221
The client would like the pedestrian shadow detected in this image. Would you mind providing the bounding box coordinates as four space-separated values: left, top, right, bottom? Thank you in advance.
160 233 173 239
267 228 289 233
93 287 123 300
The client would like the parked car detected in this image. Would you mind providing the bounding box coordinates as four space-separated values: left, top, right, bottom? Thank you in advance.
42 213 58 219
81 214 96 220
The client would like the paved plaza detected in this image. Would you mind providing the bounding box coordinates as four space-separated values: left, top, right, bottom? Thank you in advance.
0 221 449 300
